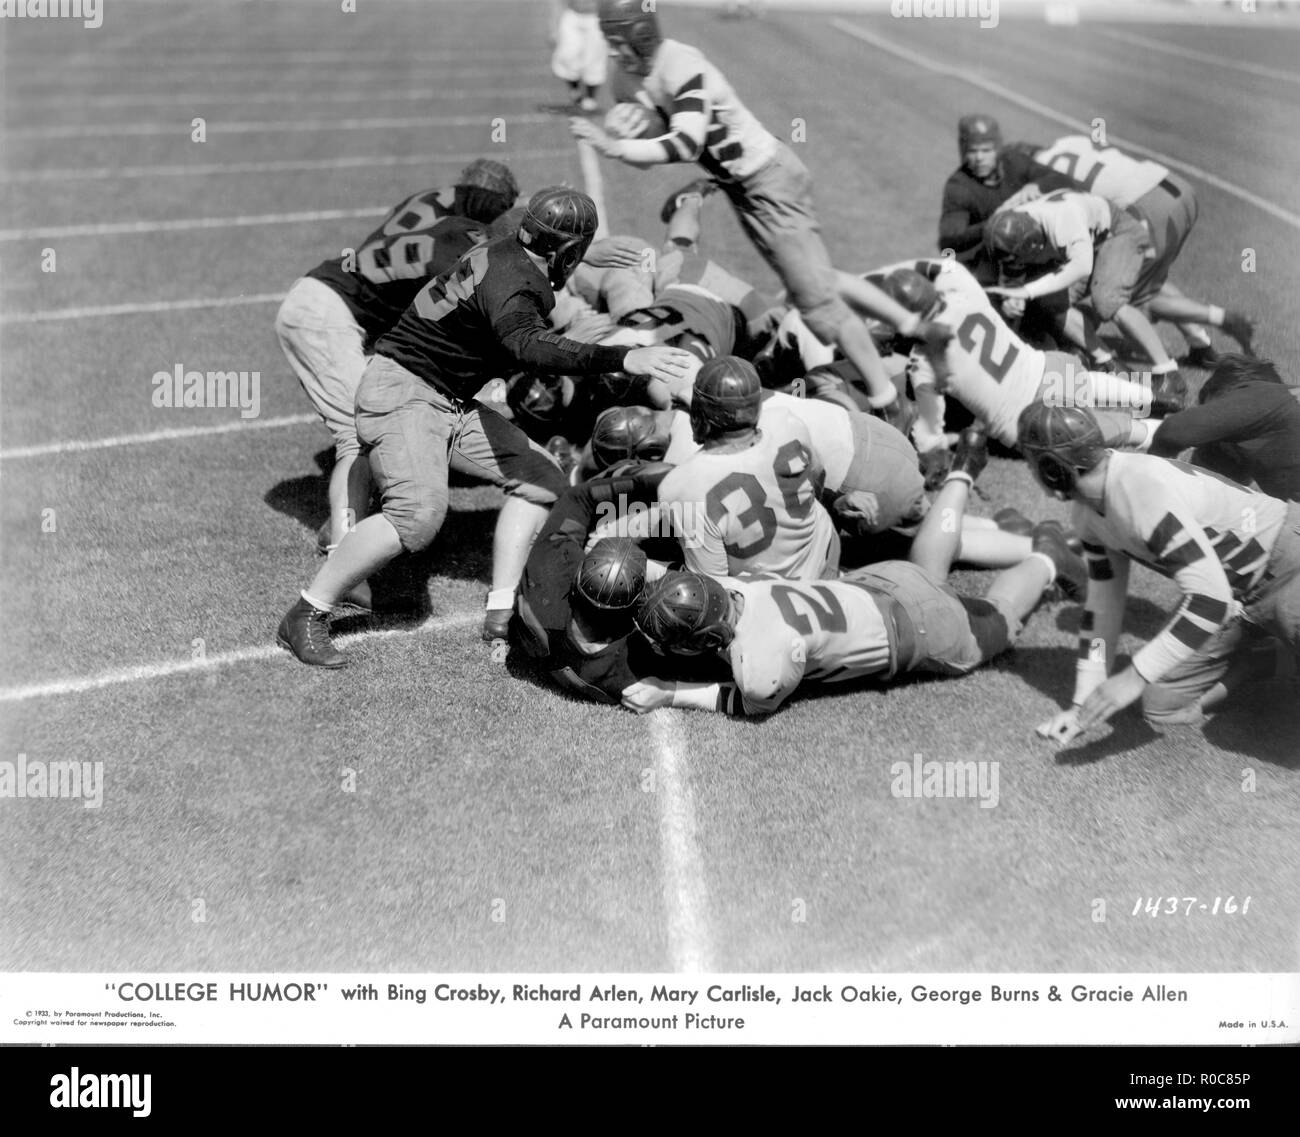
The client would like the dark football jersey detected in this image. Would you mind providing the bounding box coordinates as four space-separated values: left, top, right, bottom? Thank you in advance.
307 187 485 345
514 473 657 702
374 236 628 400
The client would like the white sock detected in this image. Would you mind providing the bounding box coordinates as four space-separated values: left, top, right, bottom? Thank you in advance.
301 590 332 613
486 588 515 612
1207 305 1225 326
944 471 974 488
866 388 899 410
1029 551 1058 585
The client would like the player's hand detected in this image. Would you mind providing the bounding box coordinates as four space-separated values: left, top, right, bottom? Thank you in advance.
1036 707 1084 746
1077 667 1147 732
1000 294 1026 319
584 235 650 270
569 118 621 157
621 678 677 714
624 345 696 383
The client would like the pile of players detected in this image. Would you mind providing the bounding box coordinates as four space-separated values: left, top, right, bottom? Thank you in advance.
273 0 1300 743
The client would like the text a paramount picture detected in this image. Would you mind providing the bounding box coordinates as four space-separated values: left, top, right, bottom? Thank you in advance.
1 0 1298 1056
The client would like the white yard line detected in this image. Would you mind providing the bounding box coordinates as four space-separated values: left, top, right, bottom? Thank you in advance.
1 293 286 325
0 207 388 242
0 414 318 461
0 147 574 185
3 49 541 69
648 713 717 974
21 86 555 111
0 613 480 704
830 18 1300 234
5 113 552 141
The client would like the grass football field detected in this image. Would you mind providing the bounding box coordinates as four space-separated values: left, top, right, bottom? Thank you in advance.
1 0 1298 980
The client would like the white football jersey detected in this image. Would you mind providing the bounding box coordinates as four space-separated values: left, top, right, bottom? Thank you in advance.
659 409 838 581
899 258 1048 447
722 575 893 714
1034 135 1168 209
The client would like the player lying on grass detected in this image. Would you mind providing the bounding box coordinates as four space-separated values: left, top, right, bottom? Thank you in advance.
275 187 695 667
622 430 1085 716
275 159 519 571
569 0 953 430
1020 401 1300 742
1016 133 1255 369
854 258 1155 456
1144 355 1300 504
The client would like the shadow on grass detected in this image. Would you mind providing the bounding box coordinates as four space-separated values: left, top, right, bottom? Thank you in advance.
1003 644 1300 767
265 448 500 622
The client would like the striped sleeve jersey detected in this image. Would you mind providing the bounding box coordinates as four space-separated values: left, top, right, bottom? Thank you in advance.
1071 452 1287 682
634 39 777 182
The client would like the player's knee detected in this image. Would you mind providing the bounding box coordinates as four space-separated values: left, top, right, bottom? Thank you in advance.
507 472 564 508
1088 285 1127 324
799 298 852 346
1140 684 1205 726
387 499 446 553
332 433 361 463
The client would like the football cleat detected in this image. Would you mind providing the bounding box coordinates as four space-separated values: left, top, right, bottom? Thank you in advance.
1182 344 1220 370
1150 369 1188 417
277 597 346 668
1220 310 1256 357
482 608 513 643
1032 521 1087 601
993 507 1035 537
659 178 719 224
948 427 989 485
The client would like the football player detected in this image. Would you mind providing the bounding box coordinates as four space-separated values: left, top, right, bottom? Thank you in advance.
513 458 671 701
275 187 695 667
569 0 953 430
985 190 1191 409
872 259 1154 453
653 357 840 581
275 159 519 560
623 431 1082 716
1021 134 1255 367
1023 402 1300 741
550 0 606 112
938 114 1074 284
1146 355 1300 503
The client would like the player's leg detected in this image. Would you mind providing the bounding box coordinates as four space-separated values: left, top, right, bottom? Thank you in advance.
450 400 569 639
1140 620 1245 726
277 358 453 666
906 430 990 580
725 146 908 425
274 277 371 548
833 412 927 535
1146 284 1255 357
578 13 606 112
